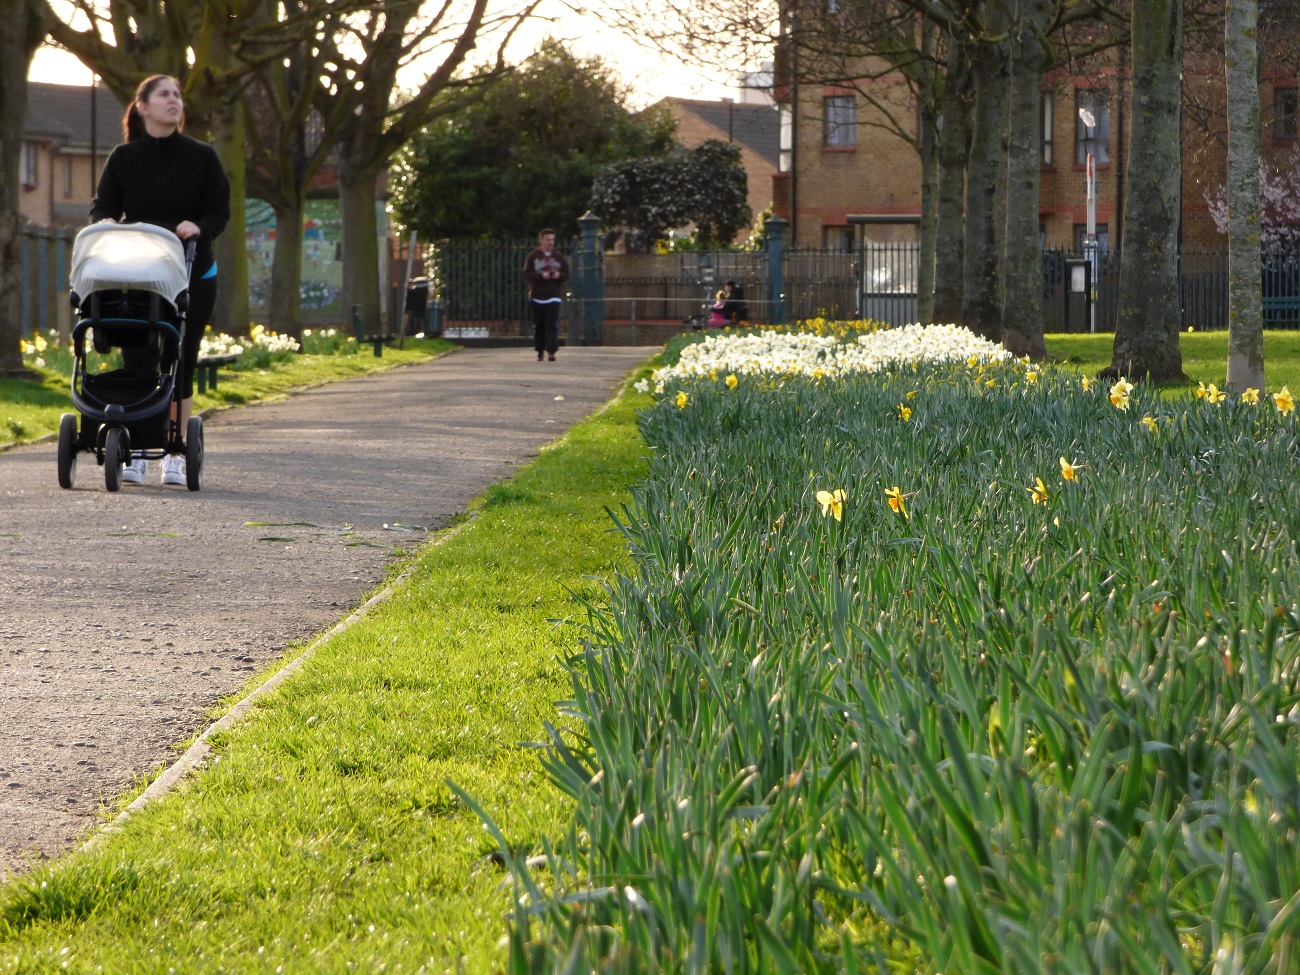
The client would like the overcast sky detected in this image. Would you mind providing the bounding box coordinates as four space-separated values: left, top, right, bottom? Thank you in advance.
28 3 743 108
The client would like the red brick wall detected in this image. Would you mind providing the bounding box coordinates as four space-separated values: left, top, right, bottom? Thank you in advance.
781 50 1296 252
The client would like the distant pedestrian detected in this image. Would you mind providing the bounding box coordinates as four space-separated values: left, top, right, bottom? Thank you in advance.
522 229 570 362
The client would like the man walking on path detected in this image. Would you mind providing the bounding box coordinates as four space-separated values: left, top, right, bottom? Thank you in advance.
523 229 570 362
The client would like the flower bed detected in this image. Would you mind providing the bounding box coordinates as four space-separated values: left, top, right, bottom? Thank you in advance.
485 325 1300 972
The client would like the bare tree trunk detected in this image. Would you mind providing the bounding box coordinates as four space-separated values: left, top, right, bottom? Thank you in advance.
0 0 46 377
1111 0 1185 382
1225 0 1264 392
211 100 250 338
933 43 970 325
1001 0 1050 359
269 196 304 339
962 34 1010 341
340 160 383 337
917 94 941 325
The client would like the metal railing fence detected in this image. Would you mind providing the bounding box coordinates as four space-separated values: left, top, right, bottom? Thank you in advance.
19 224 74 339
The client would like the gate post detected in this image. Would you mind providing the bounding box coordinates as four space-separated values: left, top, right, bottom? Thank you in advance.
576 211 604 346
765 216 787 325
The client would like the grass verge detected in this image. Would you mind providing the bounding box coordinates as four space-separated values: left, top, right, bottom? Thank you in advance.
1043 330 1300 390
0 337 456 449
0 363 655 973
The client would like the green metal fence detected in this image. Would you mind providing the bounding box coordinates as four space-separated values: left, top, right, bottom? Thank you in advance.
19 224 73 338
387 234 1300 337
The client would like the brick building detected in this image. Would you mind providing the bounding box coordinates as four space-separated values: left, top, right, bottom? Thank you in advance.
19 82 124 228
771 46 1299 251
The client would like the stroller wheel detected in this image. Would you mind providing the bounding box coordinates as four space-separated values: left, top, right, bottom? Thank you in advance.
185 416 204 491
57 413 79 489
104 427 125 492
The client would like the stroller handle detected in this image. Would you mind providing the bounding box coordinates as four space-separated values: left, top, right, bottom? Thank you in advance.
183 238 197 274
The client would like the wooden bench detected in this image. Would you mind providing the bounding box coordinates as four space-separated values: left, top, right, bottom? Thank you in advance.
194 352 240 394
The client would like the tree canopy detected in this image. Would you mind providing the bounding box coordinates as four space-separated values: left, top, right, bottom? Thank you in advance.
590 139 751 250
390 40 677 240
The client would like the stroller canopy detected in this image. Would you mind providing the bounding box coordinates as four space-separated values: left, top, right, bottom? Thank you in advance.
70 223 189 306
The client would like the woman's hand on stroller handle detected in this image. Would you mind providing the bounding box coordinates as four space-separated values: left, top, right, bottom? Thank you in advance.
175 221 201 240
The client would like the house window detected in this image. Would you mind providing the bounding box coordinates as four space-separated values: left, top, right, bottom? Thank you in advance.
1075 90 1110 166
64 157 74 197
21 142 38 189
824 95 856 147
1041 93 1054 166
779 104 793 172
1276 86 1298 141
1073 223 1110 254
823 226 854 251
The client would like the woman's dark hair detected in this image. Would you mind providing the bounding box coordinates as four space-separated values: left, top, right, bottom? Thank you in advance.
122 74 184 141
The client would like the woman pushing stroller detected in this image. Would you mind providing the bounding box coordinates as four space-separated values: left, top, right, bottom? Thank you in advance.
90 74 230 486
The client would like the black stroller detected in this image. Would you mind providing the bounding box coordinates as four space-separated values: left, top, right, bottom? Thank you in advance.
58 222 204 492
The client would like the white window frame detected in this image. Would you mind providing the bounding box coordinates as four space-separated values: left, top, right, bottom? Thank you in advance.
21 142 38 189
1041 93 1054 166
779 104 793 172
824 95 856 147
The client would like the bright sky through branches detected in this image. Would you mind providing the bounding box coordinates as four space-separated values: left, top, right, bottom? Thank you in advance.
28 0 741 107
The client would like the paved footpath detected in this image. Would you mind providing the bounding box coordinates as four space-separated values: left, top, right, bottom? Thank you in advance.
0 346 649 876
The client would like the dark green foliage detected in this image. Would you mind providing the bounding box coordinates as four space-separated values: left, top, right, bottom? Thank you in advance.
390 40 676 240
590 139 752 250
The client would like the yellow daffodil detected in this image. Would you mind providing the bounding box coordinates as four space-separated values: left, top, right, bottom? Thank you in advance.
1109 378 1133 411
815 488 846 522
1242 387 1260 404
1026 370 1039 384
675 390 689 409
1028 476 1050 505
1195 381 1208 400
898 404 913 421
725 374 738 390
1081 376 1096 392
709 368 718 381
1059 456 1083 481
985 378 997 389
1205 383 1227 405
1141 415 1159 433
906 390 918 400
885 485 911 519
1275 386 1295 414
967 355 980 368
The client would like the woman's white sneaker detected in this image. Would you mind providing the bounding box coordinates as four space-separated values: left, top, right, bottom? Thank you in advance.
161 454 186 486
120 458 148 484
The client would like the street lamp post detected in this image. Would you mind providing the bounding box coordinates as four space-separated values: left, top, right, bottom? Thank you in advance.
1079 106 1099 334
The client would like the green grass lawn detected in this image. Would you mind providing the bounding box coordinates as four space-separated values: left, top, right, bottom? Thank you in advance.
1045 329 1300 390
0 362 654 972
0 337 456 448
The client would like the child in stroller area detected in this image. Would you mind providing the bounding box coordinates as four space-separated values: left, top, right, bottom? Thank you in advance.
707 289 728 328
90 73 230 485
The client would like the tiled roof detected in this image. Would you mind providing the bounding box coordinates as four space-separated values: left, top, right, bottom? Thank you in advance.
23 82 125 148
664 97 780 167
